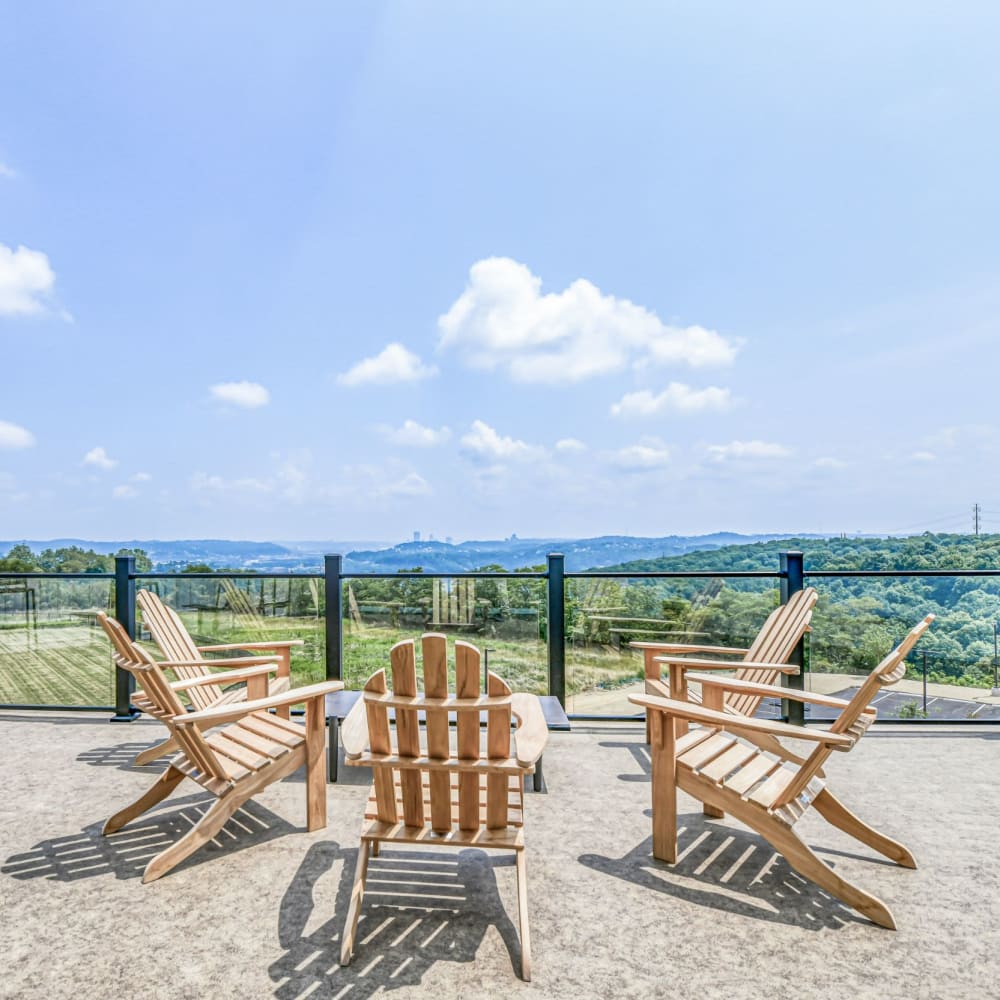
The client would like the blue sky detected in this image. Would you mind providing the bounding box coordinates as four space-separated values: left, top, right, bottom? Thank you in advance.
2 2 999 542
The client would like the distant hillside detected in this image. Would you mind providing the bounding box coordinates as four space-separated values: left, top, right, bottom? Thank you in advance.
343 533 823 573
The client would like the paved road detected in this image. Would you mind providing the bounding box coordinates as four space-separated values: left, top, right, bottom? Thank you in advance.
758 688 1000 722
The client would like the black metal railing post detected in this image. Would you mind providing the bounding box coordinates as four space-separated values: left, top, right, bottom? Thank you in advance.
779 550 805 725
325 554 343 682
111 555 138 721
547 553 566 707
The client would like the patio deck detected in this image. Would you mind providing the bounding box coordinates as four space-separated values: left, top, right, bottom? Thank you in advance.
1 712 997 999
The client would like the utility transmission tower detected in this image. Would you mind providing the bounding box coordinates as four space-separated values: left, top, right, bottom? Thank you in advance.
973 503 982 536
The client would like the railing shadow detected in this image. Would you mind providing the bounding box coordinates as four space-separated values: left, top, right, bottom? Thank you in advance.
600 738 652 781
2 797 295 883
76 741 171 771
269 843 522 999
580 818 869 931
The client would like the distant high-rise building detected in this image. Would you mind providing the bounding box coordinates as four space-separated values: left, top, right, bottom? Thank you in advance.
445 536 453 545
413 531 421 542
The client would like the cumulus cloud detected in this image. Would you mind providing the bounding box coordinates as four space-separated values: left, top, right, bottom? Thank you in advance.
707 440 792 462
0 243 58 317
112 484 139 500
613 438 672 469
911 450 936 462
0 162 15 180
556 438 587 453
132 471 153 482
378 419 451 447
83 446 117 470
191 472 273 493
0 420 35 449
337 343 438 386
460 420 546 462
610 383 733 418
380 472 432 498
438 258 739 383
210 380 270 408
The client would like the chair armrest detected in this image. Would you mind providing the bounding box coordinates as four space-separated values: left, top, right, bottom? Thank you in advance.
197 640 305 652
630 641 749 656
653 656 800 674
687 673 852 710
341 695 370 758
628 693 854 748
510 693 549 767
157 655 282 670
174 680 344 727
170 663 277 690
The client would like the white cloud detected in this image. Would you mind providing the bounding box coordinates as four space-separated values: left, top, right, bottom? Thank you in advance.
438 257 739 383
210 380 270 408
911 450 936 462
556 438 587 453
83 446 117 470
380 472 432 498
613 438 672 469
461 420 546 462
112 484 139 500
814 457 848 469
132 471 153 482
707 440 792 462
0 420 35 449
0 243 57 317
0 162 15 180
610 383 734 418
337 343 438 386
191 472 273 493
378 419 451 447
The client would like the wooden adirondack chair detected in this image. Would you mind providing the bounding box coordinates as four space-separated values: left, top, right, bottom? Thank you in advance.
629 615 933 929
98 612 342 883
339 634 548 980
631 588 819 742
133 588 304 765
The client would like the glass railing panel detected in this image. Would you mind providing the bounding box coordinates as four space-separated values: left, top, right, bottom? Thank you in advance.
342 575 548 693
0 576 114 707
564 575 781 716
803 575 1000 722
136 575 326 686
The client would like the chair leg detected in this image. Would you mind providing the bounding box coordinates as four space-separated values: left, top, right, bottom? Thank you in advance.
133 734 179 767
764 817 898 929
340 840 372 966
516 849 532 981
103 766 185 835
141 788 247 884
813 789 917 869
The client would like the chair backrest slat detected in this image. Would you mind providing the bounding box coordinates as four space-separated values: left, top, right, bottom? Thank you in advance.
455 641 481 831
422 634 453 833
390 640 424 828
98 612 228 783
486 670 513 829
137 589 225 710
729 588 818 715
364 668 398 824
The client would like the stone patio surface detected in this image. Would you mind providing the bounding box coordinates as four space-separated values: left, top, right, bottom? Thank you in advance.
2 711 998 1000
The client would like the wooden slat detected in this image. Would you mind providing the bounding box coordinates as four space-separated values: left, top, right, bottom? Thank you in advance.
723 753 780 796
365 667 397 825
391 640 424 828
205 732 269 771
698 742 759 782
455 640 481 831
422 633 453 834
239 714 304 748
486 671 512 830
219 724 289 760
747 763 796 808
677 731 735 771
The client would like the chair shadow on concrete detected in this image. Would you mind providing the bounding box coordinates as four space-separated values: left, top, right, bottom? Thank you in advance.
1 796 295 883
270 842 522 1000
580 818 874 932
586 738 889 930
76 739 172 772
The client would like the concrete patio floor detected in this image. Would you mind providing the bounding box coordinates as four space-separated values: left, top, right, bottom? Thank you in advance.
2 712 998 999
